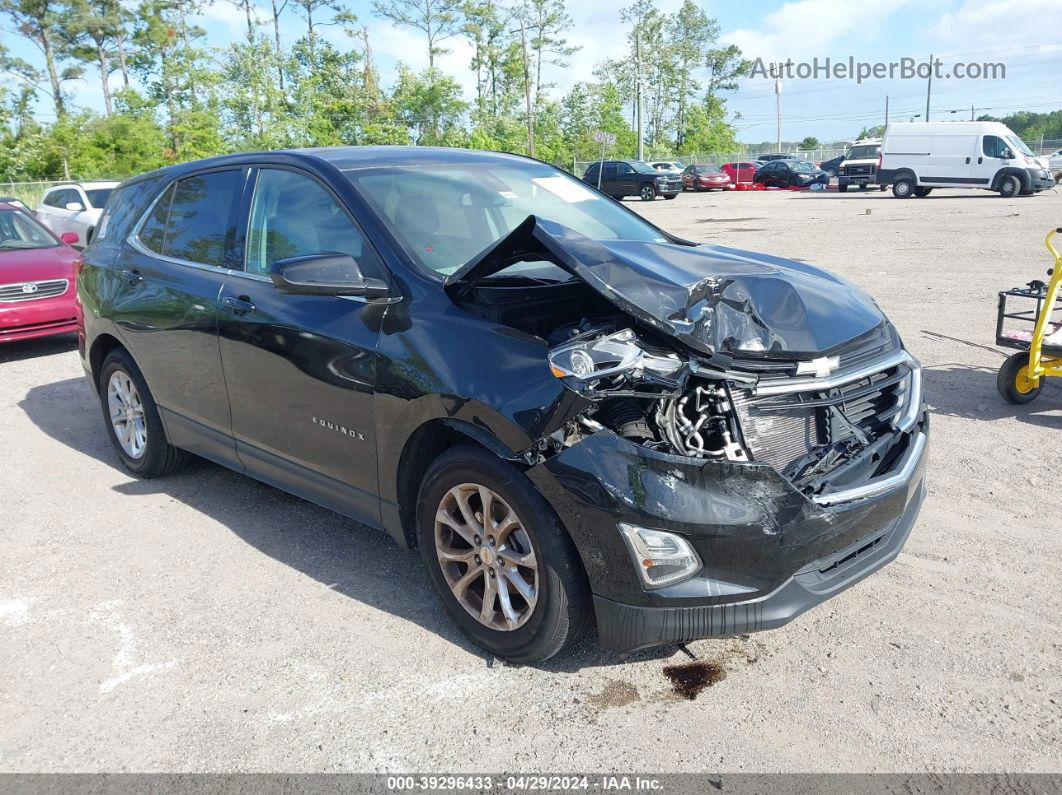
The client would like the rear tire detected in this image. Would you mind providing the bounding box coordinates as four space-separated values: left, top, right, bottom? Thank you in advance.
416 446 591 664
914 187 933 197
640 183 656 201
998 174 1020 198
838 183 849 193
664 194 677 200
892 177 915 198
99 348 189 478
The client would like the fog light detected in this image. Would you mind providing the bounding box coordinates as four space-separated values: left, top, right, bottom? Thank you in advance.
619 524 702 589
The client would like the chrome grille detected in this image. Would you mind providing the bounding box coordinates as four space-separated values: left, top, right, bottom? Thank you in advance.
0 279 69 302
731 359 915 476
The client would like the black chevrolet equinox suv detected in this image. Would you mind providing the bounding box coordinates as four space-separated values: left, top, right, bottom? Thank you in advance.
78 147 928 663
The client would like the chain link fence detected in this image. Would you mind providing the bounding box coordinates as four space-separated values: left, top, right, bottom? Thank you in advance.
0 180 72 209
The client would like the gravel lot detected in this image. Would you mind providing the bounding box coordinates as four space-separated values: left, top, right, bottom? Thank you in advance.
2 185 1060 774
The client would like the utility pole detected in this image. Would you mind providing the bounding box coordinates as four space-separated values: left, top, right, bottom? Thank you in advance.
885 95 889 128
971 104 975 121
635 32 644 161
925 54 933 121
518 19 534 158
775 79 782 151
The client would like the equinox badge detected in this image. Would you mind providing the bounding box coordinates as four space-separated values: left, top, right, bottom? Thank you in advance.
312 416 365 441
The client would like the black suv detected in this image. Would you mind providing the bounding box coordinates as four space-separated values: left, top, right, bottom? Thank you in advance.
78 148 927 663
581 160 681 201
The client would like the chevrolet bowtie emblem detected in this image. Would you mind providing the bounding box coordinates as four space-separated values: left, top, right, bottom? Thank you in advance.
796 356 840 378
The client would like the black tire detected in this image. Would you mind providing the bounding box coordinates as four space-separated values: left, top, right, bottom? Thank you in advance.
914 187 933 197
639 183 656 201
416 445 591 664
859 183 867 191
838 183 849 193
997 351 1043 404
98 348 189 477
998 174 1020 198
664 194 678 200
892 177 915 198
879 184 887 191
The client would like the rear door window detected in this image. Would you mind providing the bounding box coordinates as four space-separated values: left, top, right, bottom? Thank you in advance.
138 170 244 268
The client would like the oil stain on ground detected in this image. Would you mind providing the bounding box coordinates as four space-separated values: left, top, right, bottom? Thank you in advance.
662 661 727 700
586 679 641 709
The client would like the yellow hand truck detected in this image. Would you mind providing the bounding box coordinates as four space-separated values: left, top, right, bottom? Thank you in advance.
995 227 1062 403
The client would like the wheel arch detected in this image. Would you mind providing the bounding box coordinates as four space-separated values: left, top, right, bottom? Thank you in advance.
990 168 1029 192
389 416 526 550
88 332 127 393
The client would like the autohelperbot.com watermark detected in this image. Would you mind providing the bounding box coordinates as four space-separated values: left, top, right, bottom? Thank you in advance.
750 56 1006 83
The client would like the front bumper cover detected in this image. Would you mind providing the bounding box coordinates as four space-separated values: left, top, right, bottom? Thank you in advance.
527 409 928 654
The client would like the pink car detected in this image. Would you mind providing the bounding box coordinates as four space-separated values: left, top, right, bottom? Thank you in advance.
0 202 82 343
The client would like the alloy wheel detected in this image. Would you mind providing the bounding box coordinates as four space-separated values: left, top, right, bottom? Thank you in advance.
107 370 147 459
434 483 539 631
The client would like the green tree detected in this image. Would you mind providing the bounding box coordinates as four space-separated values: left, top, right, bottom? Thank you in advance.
1 0 80 118
58 0 126 116
372 0 463 74
800 136 819 149
391 64 467 145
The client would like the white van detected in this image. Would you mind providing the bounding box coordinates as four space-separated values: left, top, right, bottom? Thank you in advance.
878 121 1053 199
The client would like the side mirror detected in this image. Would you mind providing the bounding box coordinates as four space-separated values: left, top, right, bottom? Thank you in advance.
269 252 390 299
65 201 84 212
60 231 79 245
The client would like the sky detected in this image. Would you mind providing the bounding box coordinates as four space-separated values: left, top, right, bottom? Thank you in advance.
4 0 1060 145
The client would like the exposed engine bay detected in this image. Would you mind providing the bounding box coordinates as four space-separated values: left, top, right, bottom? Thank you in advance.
446 216 920 498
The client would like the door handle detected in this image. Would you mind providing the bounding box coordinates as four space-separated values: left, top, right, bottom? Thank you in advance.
120 268 142 285
222 295 256 316
978 157 983 164
965 157 971 164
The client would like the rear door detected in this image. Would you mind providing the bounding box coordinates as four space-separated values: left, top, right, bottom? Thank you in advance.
110 167 248 465
38 188 77 236
601 162 620 194
738 162 756 183
216 166 385 527
613 162 637 196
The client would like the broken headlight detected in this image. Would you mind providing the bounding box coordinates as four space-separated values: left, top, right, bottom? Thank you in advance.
548 328 683 383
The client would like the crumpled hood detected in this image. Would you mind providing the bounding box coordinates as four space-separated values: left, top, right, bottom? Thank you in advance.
446 216 885 357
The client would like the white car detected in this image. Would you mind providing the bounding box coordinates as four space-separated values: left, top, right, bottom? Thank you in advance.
35 181 119 246
1047 149 1062 181
650 161 685 175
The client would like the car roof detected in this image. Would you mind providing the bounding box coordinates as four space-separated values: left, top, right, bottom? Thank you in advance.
44 181 120 191
122 147 543 187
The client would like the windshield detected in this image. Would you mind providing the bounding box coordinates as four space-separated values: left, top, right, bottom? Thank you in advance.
791 161 815 172
345 162 668 276
695 165 722 174
0 209 58 250
1005 135 1033 157
630 161 659 174
846 145 879 160
84 188 113 208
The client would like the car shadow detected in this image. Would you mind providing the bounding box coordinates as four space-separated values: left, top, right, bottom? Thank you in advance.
0 333 77 363
19 376 675 671
922 362 1062 428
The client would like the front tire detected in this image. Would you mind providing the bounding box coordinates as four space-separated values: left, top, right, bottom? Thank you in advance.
417 446 591 663
640 183 656 201
98 348 188 477
838 183 849 193
998 174 1020 198
892 177 915 198
997 352 1043 404
914 187 933 197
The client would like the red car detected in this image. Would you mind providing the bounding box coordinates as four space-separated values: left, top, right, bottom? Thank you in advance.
681 163 731 191
0 202 82 343
721 161 761 185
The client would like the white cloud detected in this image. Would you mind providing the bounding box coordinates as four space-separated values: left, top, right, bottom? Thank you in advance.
723 0 917 63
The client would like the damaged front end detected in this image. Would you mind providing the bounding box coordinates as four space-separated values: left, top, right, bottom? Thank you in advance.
447 215 928 652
